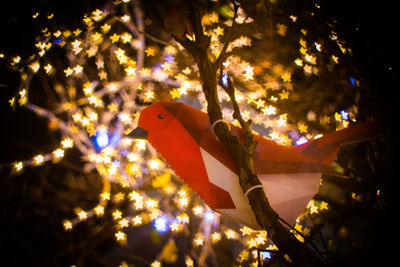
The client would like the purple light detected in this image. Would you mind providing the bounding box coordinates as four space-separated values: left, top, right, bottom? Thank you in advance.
164 55 174 63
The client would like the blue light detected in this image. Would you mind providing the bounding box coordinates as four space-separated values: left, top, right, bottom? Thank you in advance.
349 77 356 85
260 251 272 260
295 137 308 145
340 110 349 121
95 129 109 149
52 37 62 45
154 216 169 234
204 210 215 222
222 73 229 86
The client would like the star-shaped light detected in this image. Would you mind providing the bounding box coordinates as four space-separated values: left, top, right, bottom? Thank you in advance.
94 205 105 216
120 32 132 43
115 231 126 241
247 238 257 248
13 161 23 172
53 148 64 159
193 236 204 246
225 229 237 239
64 67 73 77
262 105 276 116
145 46 156 56
77 210 88 220
125 66 136 76
33 154 44 165
243 65 254 80
131 215 142 226
112 210 123 220
63 220 73 230
110 33 120 43
211 232 221 243
240 226 254 236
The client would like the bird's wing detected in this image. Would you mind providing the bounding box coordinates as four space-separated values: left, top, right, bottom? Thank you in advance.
163 101 239 173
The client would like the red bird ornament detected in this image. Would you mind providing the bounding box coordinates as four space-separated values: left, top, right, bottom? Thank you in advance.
129 101 376 229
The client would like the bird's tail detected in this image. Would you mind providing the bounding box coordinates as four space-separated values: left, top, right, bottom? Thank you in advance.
293 122 378 166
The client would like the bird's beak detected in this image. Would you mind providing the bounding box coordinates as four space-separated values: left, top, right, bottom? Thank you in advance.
128 127 148 139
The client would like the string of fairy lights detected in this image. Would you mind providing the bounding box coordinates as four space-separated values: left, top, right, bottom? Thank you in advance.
1 0 359 265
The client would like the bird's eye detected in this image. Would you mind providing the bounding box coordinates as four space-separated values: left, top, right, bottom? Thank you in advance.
157 114 164 119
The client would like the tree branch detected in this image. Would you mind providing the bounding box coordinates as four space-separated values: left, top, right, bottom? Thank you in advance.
219 70 257 155
213 0 239 72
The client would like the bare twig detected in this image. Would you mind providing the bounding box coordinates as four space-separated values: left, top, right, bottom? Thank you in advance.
213 0 239 72
218 70 257 155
